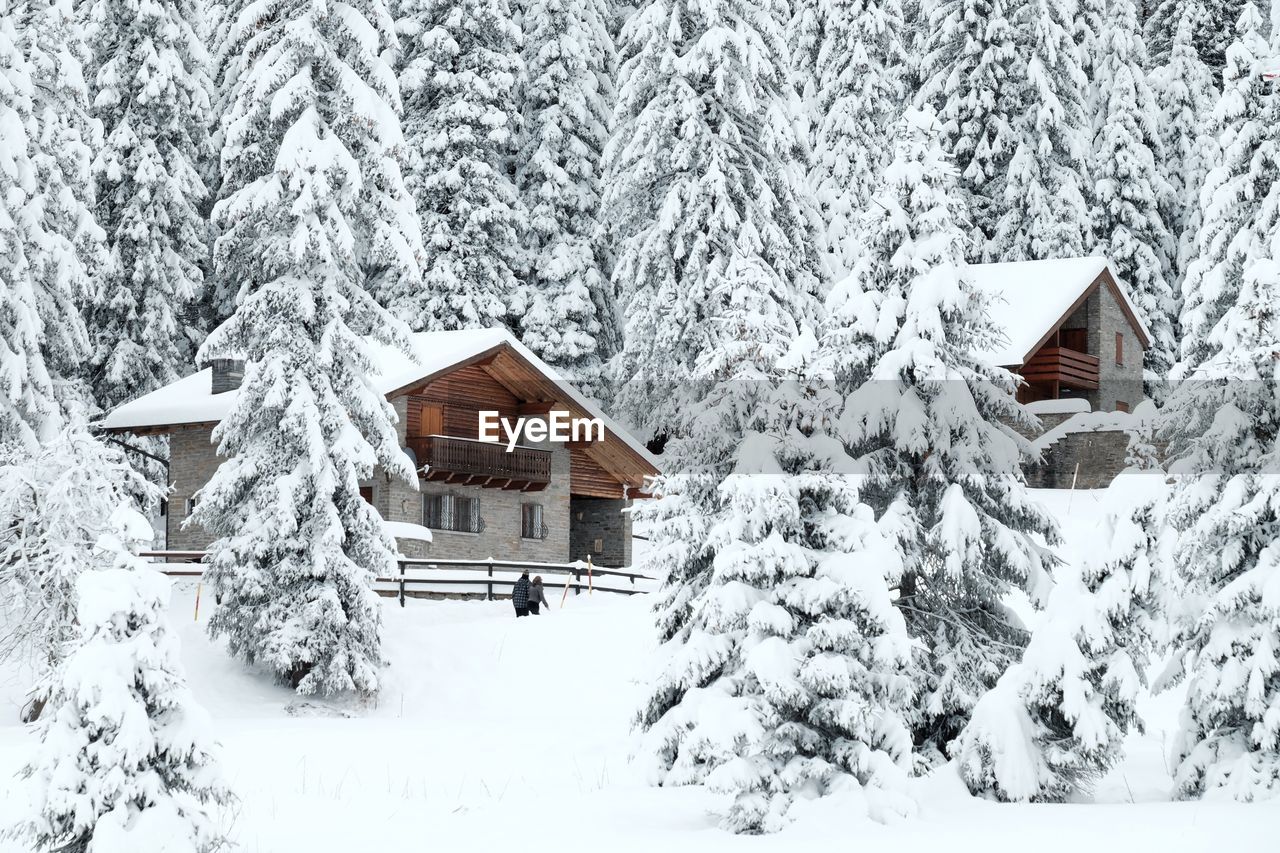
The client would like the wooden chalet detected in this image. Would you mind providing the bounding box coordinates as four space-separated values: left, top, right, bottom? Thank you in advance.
970 257 1150 413
100 329 659 568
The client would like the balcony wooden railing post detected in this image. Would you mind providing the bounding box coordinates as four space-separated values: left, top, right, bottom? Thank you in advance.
410 435 552 490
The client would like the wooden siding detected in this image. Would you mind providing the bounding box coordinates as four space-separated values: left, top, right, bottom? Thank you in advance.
570 447 626 499
402 361 639 499
406 364 520 439
1020 346 1101 390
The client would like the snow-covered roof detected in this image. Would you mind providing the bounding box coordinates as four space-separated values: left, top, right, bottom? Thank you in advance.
968 257 1150 366
100 328 660 473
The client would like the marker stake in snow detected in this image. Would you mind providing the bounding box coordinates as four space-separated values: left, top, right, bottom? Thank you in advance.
194 582 202 621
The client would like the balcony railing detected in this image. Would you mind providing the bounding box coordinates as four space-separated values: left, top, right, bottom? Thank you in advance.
409 435 552 491
1020 346 1100 390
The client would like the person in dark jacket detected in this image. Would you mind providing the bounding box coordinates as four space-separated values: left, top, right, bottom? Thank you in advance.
528 575 550 615
512 571 531 617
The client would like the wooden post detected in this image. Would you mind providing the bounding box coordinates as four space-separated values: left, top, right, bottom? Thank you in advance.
193 582 202 621
560 574 572 609
587 555 594 595
487 560 494 601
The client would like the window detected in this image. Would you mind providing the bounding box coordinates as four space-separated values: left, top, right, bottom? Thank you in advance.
424 493 481 533
1115 401 1130 413
521 503 546 540
184 496 197 515
1115 332 1124 366
359 486 374 505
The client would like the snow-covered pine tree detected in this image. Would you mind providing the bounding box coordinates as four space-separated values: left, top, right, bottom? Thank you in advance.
1175 3 1270 375
83 0 212 410
1145 0 1246 70
955 475 1166 801
1160 19 1280 799
636 327 915 833
823 106 1058 763
392 0 526 332
8 0 101 420
1085 0 1178 383
9 544 230 852
1150 13 1218 288
809 0 908 281
195 0 421 696
989 0 1092 261
0 427 152 719
915 0 1020 247
0 1 93 452
602 0 824 438
516 0 618 385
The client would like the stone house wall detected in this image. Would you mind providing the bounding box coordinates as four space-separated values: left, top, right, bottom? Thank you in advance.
568 497 632 568
1085 284 1144 413
165 400 594 565
166 426 221 552
1024 430 1133 489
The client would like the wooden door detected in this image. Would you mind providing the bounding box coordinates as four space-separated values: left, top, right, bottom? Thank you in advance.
1060 328 1088 353
422 404 443 437
409 400 444 437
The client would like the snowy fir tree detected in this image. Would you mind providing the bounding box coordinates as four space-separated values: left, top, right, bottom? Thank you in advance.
392 0 526 332
0 427 152 718
1150 13 1218 286
0 1 93 452
8 0 102 417
915 0 1020 246
194 0 422 696
955 475 1167 801
786 0 823 102
1175 3 1271 375
808 0 908 281
1145 0 1247 70
989 0 1092 261
602 0 824 438
1160 18 1280 798
1085 0 1177 382
8 552 231 852
516 0 618 384
82 0 213 410
820 107 1058 762
636 323 916 833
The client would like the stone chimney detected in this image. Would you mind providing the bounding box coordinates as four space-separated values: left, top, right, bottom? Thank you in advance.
210 358 245 394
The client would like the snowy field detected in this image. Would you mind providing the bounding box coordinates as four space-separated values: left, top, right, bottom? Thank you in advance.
1 486 1277 851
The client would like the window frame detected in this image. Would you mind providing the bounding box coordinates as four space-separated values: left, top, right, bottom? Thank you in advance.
521 503 546 540
1115 332 1124 366
423 492 482 534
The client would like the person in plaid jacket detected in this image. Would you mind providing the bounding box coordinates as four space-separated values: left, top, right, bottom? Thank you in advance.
512 571 531 617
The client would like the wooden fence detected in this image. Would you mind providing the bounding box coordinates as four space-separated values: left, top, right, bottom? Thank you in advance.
139 552 655 606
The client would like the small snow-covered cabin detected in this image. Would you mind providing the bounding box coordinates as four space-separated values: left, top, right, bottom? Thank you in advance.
971 257 1149 414
100 329 659 568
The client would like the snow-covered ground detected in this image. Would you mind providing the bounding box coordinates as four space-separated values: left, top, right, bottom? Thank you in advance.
1 484 1277 851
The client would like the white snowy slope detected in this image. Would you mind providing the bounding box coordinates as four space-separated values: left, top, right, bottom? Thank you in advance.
1 495 1277 851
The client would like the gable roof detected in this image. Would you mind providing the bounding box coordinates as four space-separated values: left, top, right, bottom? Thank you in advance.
100 328 660 485
969 257 1151 366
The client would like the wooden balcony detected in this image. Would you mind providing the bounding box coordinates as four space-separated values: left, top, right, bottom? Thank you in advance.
1019 346 1100 390
410 435 552 492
